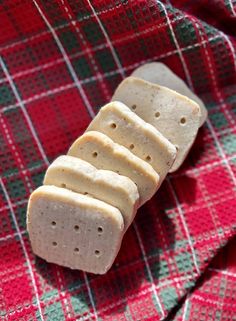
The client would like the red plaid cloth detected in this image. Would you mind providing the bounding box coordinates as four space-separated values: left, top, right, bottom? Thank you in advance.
0 1 235 320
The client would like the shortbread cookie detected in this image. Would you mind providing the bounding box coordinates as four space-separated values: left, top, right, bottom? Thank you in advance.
27 185 124 274
68 131 159 206
86 102 176 181
131 62 207 126
112 77 201 172
44 155 139 230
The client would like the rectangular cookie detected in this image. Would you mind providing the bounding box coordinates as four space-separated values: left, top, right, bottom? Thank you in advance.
27 185 124 274
68 131 159 206
131 62 207 127
86 101 176 182
44 155 139 230
112 77 201 172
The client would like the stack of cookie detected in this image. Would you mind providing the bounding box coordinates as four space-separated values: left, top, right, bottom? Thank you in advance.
27 63 207 274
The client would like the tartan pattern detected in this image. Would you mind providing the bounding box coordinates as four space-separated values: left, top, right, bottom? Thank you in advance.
172 237 236 321
0 0 235 320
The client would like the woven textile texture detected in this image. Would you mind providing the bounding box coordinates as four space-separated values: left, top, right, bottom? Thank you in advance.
0 0 236 320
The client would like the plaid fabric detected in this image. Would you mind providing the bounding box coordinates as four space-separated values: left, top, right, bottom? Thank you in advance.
0 0 235 320
172 237 236 321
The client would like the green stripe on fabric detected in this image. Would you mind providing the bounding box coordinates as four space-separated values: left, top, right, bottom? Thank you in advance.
160 286 178 310
41 289 59 302
60 30 81 53
0 84 15 105
43 301 64 321
210 112 228 128
221 134 236 155
82 21 104 45
71 294 90 315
